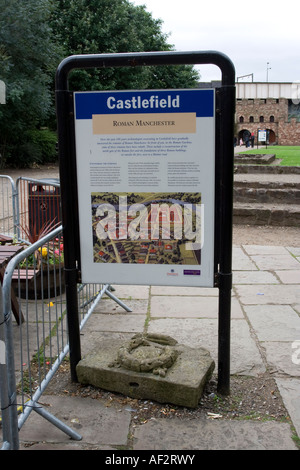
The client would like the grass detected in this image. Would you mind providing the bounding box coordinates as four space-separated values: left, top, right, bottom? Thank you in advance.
242 146 300 166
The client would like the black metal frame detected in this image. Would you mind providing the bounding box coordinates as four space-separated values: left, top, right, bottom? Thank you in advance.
55 50 235 395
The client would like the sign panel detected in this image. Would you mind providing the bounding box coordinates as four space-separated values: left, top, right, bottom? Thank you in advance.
258 129 267 142
74 89 215 286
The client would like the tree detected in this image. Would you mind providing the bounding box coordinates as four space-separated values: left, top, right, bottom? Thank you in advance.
0 0 199 167
0 0 63 166
51 0 199 91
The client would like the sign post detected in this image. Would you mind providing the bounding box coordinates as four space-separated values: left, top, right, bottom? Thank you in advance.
55 51 235 394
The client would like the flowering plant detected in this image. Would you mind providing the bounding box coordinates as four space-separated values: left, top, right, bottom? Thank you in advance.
18 219 62 269
39 238 64 266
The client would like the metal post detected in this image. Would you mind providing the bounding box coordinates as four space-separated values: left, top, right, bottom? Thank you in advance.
216 84 235 395
55 89 81 381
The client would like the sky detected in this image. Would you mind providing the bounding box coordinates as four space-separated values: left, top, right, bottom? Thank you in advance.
132 0 300 83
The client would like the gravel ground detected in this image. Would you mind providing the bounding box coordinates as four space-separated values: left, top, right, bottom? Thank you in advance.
233 224 300 247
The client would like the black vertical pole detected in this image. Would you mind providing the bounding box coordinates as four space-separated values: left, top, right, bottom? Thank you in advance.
216 84 236 395
55 86 81 382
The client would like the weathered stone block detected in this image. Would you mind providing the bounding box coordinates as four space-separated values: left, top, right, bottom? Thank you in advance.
76 334 215 408
234 154 275 165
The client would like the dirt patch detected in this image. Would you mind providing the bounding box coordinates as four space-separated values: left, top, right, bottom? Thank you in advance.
233 224 299 247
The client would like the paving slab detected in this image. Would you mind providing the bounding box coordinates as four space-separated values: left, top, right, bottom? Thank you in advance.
243 245 290 255
19 396 131 448
235 284 300 305
109 284 150 299
147 318 265 376
150 294 243 319
232 246 258 270
285 247 300 257
276 378 300 438
244 305 300 341
233 270 279 284
263 342 300 377
250 254 300 271
81 314 146 334
150 286 218 296
94 298 148 314
132 417 297 450
275 270 300 284
150 295 218 318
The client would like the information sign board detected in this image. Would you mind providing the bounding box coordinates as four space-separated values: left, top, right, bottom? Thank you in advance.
258 129 267 142
74 89 215 286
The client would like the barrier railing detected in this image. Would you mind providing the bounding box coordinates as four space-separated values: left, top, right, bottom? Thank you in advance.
0 175 17 238
16 177 61 243
0 175 131 449
0 225 130 449
0 175 61 243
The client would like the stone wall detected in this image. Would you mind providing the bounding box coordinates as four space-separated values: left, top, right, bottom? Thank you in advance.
278 118 300 146
236 98 300 145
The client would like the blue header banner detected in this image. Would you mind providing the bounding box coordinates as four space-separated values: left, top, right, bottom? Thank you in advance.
74 89 214 119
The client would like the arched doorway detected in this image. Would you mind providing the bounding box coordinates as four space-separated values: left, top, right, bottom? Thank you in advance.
267 129 276 144
238 129 251 146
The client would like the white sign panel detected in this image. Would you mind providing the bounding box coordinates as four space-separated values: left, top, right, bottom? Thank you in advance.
74 89 215 286
258 129 267 142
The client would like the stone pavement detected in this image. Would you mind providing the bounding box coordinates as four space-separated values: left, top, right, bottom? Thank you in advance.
18 244 300 451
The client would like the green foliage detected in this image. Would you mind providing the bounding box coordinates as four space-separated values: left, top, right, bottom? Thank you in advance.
0 0 199 168
50 0 199 91
2 128 57 168
0 0 63 166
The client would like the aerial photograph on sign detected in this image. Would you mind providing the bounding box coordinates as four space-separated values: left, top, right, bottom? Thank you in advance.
91 192 202 266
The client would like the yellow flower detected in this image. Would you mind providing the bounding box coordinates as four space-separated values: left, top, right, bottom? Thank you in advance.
41 247 48 258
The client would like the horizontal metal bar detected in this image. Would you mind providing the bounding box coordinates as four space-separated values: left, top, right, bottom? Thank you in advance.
56 50 235 90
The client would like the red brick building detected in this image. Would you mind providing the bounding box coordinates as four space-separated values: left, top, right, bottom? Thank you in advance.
199 81 300 146
235 82 300 146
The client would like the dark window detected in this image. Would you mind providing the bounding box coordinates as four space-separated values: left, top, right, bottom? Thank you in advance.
249 116 254 122
239 116 244 123
260 116 264 123
270 115 275 122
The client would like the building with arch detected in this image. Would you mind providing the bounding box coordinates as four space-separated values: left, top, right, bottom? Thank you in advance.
198 81 300 146
235 82 300 146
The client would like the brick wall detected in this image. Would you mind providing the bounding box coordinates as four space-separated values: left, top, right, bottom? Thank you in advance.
279 118 300 145
236 98 300 145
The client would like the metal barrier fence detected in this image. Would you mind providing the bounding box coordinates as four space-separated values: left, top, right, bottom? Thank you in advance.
0 177 130 450
0 226 130 449
0 176 17 238
16 177 61 243
0 175 61 243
